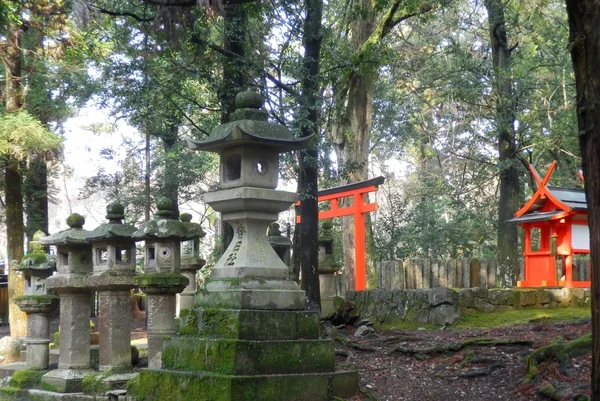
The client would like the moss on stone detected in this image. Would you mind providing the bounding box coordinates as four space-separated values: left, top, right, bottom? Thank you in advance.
178 308 199 336
14 295 59 305
40 381 58 392
9 370 45 389
162 337 334 375
129 369 343 401
81 372 108 394
135 273 188 287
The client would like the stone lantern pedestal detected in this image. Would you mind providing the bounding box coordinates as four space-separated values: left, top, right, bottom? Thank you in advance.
40 213 95 392
14 296 59 370
86 203 137 372
135 274 187 369
130 89 358 401
133 199 197 369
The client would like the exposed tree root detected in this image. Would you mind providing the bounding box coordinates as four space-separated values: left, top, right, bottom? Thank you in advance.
521 332 592 384
386 337 535 356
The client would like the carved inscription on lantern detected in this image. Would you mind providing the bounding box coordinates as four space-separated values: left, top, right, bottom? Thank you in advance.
225 224 246 266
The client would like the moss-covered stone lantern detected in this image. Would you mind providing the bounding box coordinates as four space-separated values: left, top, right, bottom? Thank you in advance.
86 203 137 372
186 88 313 310
40 214 94 390
13 231 59 370
16 230 56 296
318 221 342 315
132 198 191 369
178 213 206 311
127 89 359 401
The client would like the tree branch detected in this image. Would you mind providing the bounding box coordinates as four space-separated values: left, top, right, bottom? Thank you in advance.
90 4 155 22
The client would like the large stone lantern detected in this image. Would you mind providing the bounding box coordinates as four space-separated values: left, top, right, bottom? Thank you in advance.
187 88 313 309
132 198 191 369
86 203 137 372
40 214 94 391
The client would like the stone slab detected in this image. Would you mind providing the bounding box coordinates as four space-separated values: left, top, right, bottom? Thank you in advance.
41 369 96 393
162 337 335 375
179 308 320 340
28 389 109 401
129 369 359 401
195 288 306 310
0 362 27 379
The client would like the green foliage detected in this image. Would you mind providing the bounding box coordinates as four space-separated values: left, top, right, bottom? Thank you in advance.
0 112 61 158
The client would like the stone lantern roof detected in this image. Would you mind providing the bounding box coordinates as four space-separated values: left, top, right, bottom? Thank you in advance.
17 230 56 272
132 198 200 241
87 202 137 241
39 213 90 246
179 213 206 239
186 88 314 153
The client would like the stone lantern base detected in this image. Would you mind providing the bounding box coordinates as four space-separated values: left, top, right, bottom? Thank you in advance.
129 307 358 400
14 295 59 370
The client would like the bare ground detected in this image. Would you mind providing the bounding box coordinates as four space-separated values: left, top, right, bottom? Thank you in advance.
334 319 592 401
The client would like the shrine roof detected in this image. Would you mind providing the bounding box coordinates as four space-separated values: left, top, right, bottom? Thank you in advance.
514 185 587 219
507 211 561 223
547 187 587 210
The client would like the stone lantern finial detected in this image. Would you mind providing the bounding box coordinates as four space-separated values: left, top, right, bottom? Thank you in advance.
66 213 85 229
156 197 175 219
106 202 125 223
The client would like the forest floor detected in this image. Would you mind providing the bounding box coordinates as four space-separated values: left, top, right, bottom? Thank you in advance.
334 310 592 401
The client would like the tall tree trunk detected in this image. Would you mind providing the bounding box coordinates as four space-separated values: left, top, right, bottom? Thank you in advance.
219 3 248 255
3 20 28 338
334 0 376 292
297 0 323 312
160 125 181 218
24 154 49 249
484 0 520 288
564 2 600 397
145 132 151 221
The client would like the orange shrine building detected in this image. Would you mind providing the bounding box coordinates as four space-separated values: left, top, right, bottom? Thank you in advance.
508 161 589 288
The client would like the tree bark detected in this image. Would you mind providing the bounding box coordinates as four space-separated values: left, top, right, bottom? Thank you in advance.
564 2 600 398
160 126 181 218
2 20 28 338
24 154 49 249
333 0 376 292
219 3 248 255
484 0 520 287
297 0 323 312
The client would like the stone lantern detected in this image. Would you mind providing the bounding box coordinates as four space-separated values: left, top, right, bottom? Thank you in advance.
127 89 358 401
267 222 292 270
86 203 137 372
318 221 342 315
187 88 313 309
16 230 56 296
40 214 94 390
132 198 191 369
178 213 206 311
14 230 59 370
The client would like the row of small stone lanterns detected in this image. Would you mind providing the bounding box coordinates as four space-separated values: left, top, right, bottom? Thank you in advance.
15 200 205 392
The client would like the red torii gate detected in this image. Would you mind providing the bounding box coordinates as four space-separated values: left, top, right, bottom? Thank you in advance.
296 176 385 291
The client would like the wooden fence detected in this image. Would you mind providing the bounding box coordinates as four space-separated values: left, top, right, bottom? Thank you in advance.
377 257 591 289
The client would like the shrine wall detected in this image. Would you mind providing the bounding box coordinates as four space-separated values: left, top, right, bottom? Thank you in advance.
375 257 591 290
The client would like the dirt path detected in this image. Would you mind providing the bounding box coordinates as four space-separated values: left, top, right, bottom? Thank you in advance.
334 319 592 401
